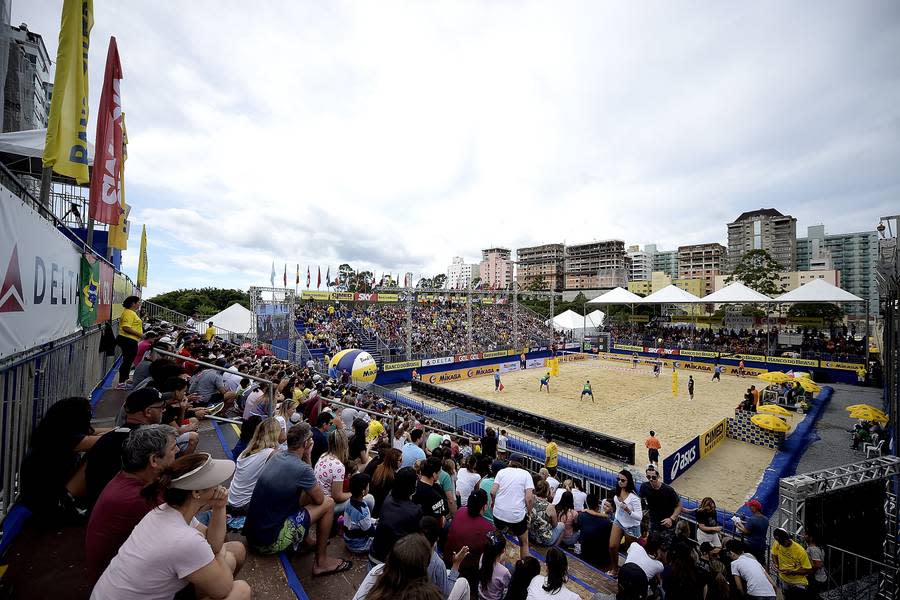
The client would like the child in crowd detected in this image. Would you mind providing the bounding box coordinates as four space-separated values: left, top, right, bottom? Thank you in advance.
343 473 378 554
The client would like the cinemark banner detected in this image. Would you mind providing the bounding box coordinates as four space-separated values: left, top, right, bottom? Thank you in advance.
1 188 81 358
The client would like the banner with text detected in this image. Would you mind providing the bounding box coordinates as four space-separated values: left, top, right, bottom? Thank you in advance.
424 364 499 384
766 356 819 368
422 356 454 367
0 193 81 358
383 359 422 371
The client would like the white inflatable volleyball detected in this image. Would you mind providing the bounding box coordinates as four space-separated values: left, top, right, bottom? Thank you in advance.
329 349 377 388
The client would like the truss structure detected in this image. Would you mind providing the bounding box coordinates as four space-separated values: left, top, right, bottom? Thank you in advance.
777 456 900 598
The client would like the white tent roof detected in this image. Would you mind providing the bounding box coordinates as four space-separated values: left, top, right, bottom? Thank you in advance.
586 309 605 326
547 309 604 331
701 282 773 303
637 284 702 304
207 303 253 335
773 278 864 303
586 287 643 305
0 128 94 163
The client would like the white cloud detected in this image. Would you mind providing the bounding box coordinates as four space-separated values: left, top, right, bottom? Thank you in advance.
16 1 900 292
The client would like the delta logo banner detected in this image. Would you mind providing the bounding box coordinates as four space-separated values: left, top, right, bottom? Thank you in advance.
79 254 100 326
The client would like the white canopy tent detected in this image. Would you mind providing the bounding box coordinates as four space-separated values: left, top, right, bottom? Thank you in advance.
0 128 95 174
206 303 253 336
773 278 865 303
587 309 606 326
586 287 643 305
636 284 702 304
700 282 773 304
547 309 604 336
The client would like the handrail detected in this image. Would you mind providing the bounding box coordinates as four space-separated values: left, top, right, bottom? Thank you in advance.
154 348 276 416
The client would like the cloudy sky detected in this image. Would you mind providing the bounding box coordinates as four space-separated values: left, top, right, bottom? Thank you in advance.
17 1 900 297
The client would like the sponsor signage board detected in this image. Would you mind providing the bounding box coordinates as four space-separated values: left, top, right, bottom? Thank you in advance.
525 358 546 369
614 344 644 352
455 352 483 362
422 356 454 367
680 349 718 358
498 361 520 373
700 418 728 458
766 356 819 368
383 360 421 371
821 360 864 371
482 350 507 359
663 436 701 484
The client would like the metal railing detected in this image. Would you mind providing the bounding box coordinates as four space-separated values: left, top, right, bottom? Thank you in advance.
0 325 115 517
824 544 899 599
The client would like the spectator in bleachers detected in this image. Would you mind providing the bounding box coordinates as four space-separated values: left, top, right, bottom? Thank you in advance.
231 416 262 461
662 541 706 600
353 533 444 600
189 362 234 413
575 493 613 569
227 418 282 515
691 497 723 548
607 469 642 578
133 331 159 368
243 423 351 577
316 428 373 516
413 457 450 526
344 473 378 555
770 528 813 600
310 412 333 467
624 532 664 590
527 546 580 600
84 388 166 508
481 428 498 459
725 539 776 600
445 489 496 587
491 456 535 560
420 516 470 599
85 425 177 583
370 448 401 517
349 417 371 469
159 377 200 456
591 562 649 600
371 468 423 565
477 457 498 523
90 452 250 600
116 296 144 386
504 556 541 600
733 498 768 565
455 454 482 507
549 490 579 547
477 530 510 600
401 429 427 468
638 465 682 538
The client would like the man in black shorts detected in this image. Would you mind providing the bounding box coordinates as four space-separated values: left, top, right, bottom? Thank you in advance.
490 457 534 560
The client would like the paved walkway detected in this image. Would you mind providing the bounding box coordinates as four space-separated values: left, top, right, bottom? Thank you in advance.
794 383 882 475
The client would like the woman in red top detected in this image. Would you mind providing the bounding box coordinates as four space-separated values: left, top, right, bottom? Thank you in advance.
443 489 495 586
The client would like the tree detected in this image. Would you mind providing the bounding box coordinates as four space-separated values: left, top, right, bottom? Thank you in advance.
788 302 844 323
526 275 549 292
433 274 447 289
470 276 482 290
726 250 786 297
417 277 433 289
336 264 355 291
148 288 250 316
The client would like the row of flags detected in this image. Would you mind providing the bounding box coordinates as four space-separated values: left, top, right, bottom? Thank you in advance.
268 264 412 290
42 0 148 287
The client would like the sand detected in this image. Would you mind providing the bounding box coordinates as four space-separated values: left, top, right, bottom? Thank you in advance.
441 357 753 460
669 439 774 510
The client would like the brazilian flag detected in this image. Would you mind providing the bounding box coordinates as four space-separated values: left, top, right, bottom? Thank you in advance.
79 255 100 326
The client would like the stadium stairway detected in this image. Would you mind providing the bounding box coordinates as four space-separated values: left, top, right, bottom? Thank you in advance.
347 323 384 366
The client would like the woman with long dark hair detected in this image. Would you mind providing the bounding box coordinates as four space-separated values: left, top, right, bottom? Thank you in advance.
116 296 144 386
504 556 540 600
352 533 443 600
547 490 578 547
662 541 706 600
478 530 510 600
527 546 578 599
92 453 250 599
370 447 401 517
607 469 642 578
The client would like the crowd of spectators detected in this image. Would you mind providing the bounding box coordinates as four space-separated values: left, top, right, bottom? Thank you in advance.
608 322 867 361
17 294 830 599
297 300 556 359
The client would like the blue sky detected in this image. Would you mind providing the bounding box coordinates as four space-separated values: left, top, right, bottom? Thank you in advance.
17 1 900 297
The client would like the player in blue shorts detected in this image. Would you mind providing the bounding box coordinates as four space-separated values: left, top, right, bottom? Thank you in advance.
539 372 550 393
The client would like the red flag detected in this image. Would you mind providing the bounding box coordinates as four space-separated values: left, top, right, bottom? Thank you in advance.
306 267 311 288
317 266 321 289
296 264 299 285
89 37 124 224
283 264 287 287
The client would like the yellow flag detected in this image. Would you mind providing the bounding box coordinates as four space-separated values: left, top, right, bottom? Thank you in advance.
108 114 129 250
137 225 148 288
42 0 94 183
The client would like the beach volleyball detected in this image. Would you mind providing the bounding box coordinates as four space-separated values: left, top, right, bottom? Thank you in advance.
329 349 377 387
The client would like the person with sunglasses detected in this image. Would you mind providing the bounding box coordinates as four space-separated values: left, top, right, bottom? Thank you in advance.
607 470 642 578
638 465 681 539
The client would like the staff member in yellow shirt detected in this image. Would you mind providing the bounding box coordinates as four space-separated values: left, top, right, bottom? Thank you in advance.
544 433 558 477
116 296 143 387
771 527 813 599
204 321 216 343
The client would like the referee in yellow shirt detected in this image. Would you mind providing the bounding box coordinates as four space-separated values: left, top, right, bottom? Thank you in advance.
544 433 558 477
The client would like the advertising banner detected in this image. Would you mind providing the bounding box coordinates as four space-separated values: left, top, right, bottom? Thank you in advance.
111 272 129 319
680 349 719 358
645 347 680 356
498 361 520 374
301 290 331 300
97 261 113 323
788 317 825 327
821 360 864 371
663 436 701 484
723 315 755 330
0 193 81 358
482 350 507 359
331 292 355 301
700 418 728 458
627 315 650 322
422 356 454 367
424 364 499 384
354 292 378 302
526 357 547 369
376 293 399 302
614 344 643 352
557 353 586 363
720 353 765 363
455 352 483 362
766 356 819 368
383 359 421 371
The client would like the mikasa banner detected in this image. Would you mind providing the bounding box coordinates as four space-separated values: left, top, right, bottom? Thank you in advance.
0 189 82 358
